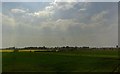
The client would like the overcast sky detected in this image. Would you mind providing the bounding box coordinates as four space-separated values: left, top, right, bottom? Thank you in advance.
2 2 118 48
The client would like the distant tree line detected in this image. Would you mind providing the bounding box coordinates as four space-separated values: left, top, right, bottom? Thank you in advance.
4 45 119 52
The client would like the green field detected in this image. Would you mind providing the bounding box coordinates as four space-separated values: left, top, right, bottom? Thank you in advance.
2 49 120 73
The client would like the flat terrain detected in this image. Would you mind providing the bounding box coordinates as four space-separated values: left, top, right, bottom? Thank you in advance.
2 49 120 73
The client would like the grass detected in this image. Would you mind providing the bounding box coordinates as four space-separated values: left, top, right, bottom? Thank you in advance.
2 49 120 73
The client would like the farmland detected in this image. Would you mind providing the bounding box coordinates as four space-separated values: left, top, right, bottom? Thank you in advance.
2 49 120 73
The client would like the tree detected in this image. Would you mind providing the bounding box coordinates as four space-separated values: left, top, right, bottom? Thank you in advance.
116 45 119 48
14 49 19 52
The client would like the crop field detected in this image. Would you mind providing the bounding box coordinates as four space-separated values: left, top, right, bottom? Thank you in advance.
2 49 120 73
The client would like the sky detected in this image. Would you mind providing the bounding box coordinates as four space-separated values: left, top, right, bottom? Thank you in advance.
1 0 120 2
1 1 118 48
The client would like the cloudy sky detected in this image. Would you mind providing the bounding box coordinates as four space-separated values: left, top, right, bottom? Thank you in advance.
2 2 118 48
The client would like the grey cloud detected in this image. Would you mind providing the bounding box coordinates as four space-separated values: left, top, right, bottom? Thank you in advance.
2 2 118 47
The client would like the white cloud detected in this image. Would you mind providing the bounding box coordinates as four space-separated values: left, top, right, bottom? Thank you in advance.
33 10 53 17
11 8 53 18
79 8 86 11
25 11 53 18
57 3 74 10
39 19 82 31
91 11 108 22
45 5 54 11
2 14 16 27
45 1 78 12
84 11 109 30
55 19 76 31
8 4 110 33
10 2 88 19
54 0 78 2
11 9 26 13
